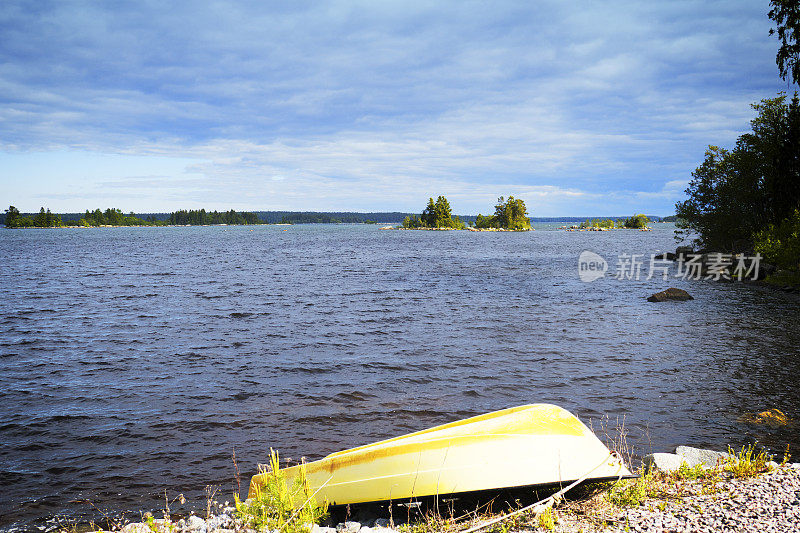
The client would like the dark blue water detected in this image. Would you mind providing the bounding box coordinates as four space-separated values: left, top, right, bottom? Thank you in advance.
1 224 798 530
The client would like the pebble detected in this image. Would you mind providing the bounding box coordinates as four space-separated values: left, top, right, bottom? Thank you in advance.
98 465 800 533
336 521 362 533
604 465 800 532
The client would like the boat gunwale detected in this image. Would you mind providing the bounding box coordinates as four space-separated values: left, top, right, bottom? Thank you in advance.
322 404 580 460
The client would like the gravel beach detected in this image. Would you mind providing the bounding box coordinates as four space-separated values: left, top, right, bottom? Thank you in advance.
109 464 800 533
608 463 800 533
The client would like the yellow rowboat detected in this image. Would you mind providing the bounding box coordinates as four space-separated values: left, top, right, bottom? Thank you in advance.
248 404 631 507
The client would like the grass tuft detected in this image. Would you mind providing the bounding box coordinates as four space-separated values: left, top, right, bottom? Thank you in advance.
537 506 556 530
605 473 653 507
724 444 770 478
671 461 712 481
235 448 328 533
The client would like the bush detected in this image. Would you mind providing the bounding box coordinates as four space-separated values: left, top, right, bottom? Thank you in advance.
753 208 800 269
621 214 649 229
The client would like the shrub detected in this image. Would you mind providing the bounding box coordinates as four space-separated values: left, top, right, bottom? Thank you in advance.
753 208 800 269
235 449 328 533
724 445 769 478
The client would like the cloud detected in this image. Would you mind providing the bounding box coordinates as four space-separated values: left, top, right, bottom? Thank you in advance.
0 0 788 213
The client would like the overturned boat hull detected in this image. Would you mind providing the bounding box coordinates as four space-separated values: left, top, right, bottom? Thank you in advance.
248 404 630 506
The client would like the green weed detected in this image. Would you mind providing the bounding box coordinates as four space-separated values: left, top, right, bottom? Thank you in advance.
606 474 652 507
672 462 712 481
537 506 556 531
235 449 328 533
724 445 769 478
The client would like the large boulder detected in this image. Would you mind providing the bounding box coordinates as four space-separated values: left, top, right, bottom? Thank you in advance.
647 288 694 302
675 446 730 468
642 453 686 473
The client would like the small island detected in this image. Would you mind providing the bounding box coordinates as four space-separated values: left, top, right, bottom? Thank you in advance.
400 195 532 231
562 213 651 231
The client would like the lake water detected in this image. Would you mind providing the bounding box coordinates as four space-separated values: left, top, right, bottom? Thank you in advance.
1 224 798 531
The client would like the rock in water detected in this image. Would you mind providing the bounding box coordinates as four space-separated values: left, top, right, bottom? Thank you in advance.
647 288 694 302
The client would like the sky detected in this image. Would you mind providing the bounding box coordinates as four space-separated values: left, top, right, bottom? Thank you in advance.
0 1 790 216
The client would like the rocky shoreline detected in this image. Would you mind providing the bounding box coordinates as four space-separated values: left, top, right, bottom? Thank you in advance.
607 464 800 532
103 450 800 533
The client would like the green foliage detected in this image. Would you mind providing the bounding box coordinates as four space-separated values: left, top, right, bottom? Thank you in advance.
579 218 616 229
621 214 649 229
2 204 264 228
677 94 800 252
168 209 261 225
724 445 770 478
753 208 800 269
401 215 424 228
494 196 531 230
473 213 497 229
4 205 62 227
537 506 556 530
236 449 328 533
4 206 20 226
769 1 800 85
606 473 654 507
474 196 531 230
406 196 464 229
74 208 165 227
672 462 711 481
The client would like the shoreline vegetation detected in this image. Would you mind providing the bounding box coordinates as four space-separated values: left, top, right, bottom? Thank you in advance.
75 444 799 533
667 12 800 290
3 204 664 231
0 207 424 228
670 95 800 287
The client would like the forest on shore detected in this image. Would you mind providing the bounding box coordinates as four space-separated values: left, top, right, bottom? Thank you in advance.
1 207 413 227
674 3 800 281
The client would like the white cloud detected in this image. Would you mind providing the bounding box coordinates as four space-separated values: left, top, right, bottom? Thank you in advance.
0 0 787 214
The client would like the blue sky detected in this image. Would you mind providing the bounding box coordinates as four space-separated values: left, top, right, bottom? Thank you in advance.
0 1 789 216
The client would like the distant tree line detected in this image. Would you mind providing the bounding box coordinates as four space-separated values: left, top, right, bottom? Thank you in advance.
3 206 264 227
78 208 163 226
259 212 412 223
279 213 350 224
3 206 63 228
168 209 260 225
